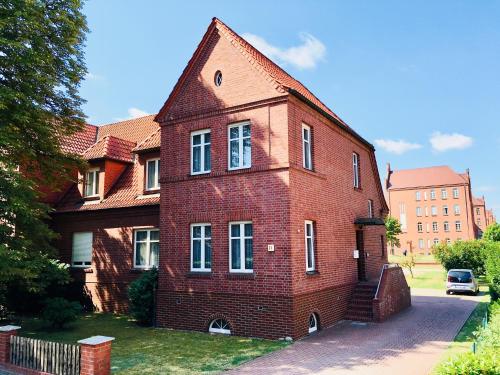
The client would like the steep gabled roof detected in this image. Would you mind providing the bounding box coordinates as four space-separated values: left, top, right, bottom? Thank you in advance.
82 135 136 163
98 114 159 143
155 18 348 129
61 124 98 155
133 127 160 153
388 166 468 190
472 196 485 206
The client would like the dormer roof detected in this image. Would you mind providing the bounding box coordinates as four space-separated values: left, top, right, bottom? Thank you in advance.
82 135 136 163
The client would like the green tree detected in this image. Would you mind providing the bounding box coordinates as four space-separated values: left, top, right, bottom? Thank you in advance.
385 216 402 255
483 223 500 242
0 0 88 312
400 254 416 278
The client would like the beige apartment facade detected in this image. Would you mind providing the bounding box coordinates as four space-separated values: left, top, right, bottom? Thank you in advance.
385 165 477 254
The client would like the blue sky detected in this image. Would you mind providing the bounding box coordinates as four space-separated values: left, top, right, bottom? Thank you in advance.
80 1 499 216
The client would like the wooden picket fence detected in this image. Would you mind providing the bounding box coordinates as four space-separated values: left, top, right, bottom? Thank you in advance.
10 335 80 375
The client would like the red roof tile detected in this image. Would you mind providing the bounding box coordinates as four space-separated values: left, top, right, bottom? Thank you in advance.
61 124 97 155
472 196 485 206
97 115 159 143
388 166 468 190
133 127 160 153
156 18 348 129
83 135 136 163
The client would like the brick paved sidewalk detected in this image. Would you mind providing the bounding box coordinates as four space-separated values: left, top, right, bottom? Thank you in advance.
229 289 480 375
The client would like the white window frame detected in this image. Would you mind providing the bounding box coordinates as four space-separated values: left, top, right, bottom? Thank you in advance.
455 221 462 232
415 191 421 201
441 188 448 199
454 204 461 215
145 158 160 191
368 200 374 218
133 228 160 269
416 207 422 217
302 124 312 170
433 238 440 245
431 206 437 216
353 152 360 188
228 122 251 170
424 191 428 201
84 168 100 197
190 223 212 272
444 221 450 232
430 190 436 200
305 220 315 272
418 239 424 249
308 313 318 333
453 188 459 199
209 319 231 335
71 232 93 268
191 129 211 175
229 221 253 273
443 205 449 216
432 222 438 232
417 222 423 233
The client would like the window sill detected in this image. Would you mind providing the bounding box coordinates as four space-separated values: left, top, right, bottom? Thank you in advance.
83 196 100 201
187 271 212 278
130 268 156 273
143 189 160 195
354 187 363 193
226 272 255 279
306 270 320 276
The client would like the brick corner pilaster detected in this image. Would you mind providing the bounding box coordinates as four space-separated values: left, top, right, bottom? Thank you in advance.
0 325 20 364
78 335 115 375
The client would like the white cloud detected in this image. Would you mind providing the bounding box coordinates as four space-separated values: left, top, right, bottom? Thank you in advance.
477 185 496 192
85 72 104 80
114 107 150 122
429 132 473 152
241 32 326 70
374 139 422 155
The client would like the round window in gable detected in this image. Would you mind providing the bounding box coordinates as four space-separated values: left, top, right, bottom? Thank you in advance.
308 313 318 334
209 318 231 335
214 70 223 87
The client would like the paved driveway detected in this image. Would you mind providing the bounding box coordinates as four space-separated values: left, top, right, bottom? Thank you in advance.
230 289 480 375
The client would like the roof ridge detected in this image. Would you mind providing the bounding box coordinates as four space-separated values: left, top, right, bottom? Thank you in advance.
133 127 160 151
97 114 156 128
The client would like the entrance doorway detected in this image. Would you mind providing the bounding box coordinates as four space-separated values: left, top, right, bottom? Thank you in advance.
356 230 366 281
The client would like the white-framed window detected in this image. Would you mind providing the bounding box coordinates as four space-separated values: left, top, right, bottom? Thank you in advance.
430 190 436 200
425 206 429 217
417 222 423 233
228 122 251 170
433 238 440 245
229 221 253 272
415 191 421 201
308 313 318 333
146 158 160 190
72 232 93 267
305 220 315 271
418 239 424 249
399 203 407 231
455 221 462 232
368 200 374 218
353 152 360 188
191 129 211 175
302 124 312 170
432 222 438 232
209 318 230 335
133 228 159 269
441 189 448 199
476 207 480 215
84 168 99 197
416 207 422 216
444 221 450 232
424 191 428 201
431 206 437 216
191 224 212 272
443 205 449 216
454 204 461 215
453 188 459 199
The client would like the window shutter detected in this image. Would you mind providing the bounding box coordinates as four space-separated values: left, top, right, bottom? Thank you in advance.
72 232 93 266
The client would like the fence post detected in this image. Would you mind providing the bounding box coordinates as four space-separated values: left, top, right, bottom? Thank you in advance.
0 325 20 364
78 336 114 375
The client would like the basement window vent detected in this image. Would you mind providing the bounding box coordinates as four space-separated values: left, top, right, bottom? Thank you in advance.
209 318 231 335
308 313 318 333
214 70 222 87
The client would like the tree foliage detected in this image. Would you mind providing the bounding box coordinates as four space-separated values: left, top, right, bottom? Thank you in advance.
385 216 402 255
400 255 416 278
0 0 88 311
485 242 500 301
433 240 489 276
128 268 158 326
483 223 500 242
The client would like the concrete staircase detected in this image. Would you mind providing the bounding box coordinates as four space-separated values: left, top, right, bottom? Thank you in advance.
345 282 378 322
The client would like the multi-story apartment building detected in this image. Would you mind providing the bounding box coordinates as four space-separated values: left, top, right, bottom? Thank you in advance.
49 18 410 340
385 165 478 254
473 196 487 236
486 209 496 227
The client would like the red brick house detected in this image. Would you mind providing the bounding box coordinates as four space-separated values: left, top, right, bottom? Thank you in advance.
51 18 409 340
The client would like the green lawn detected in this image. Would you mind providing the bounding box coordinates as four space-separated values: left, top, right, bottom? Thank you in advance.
389 253 437 264
12 314 288 374
403 266 447 289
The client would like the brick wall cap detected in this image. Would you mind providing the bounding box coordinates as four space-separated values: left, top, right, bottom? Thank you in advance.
0 325 20 332
78 335 115 345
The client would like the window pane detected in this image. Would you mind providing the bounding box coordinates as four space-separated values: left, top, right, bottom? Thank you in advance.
205 225 212 238
204 143 211 171
307 238 313 268
192 134 201 145
135 242 148 265
230 127 239 139
192 146 201 173
150 230 159 241
230 140 239 167
147 161 157 188
304 142 310 168
150 242 159 266
303 128 309 141
192 239 201 268
231 239 240 269
204 132 211 143
242 124 251 137
231 224 240 237
306 223 311 237
136 230 148 242
245 238 253 269
205 239 212 269
244 223 252 237
192 226 201 238
243 138 251 166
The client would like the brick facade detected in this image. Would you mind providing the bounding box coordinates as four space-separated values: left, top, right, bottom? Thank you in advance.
373 266 411 322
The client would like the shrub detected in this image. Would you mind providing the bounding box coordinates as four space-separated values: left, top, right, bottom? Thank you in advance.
433 240 487 276
128 268 158 325
42 298 81 328
483 223 500 242
400 255 416 278
485 243 500 301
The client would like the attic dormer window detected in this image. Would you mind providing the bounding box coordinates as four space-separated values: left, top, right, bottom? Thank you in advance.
146 158 160 191
84 168 99 197
214 70 222 87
